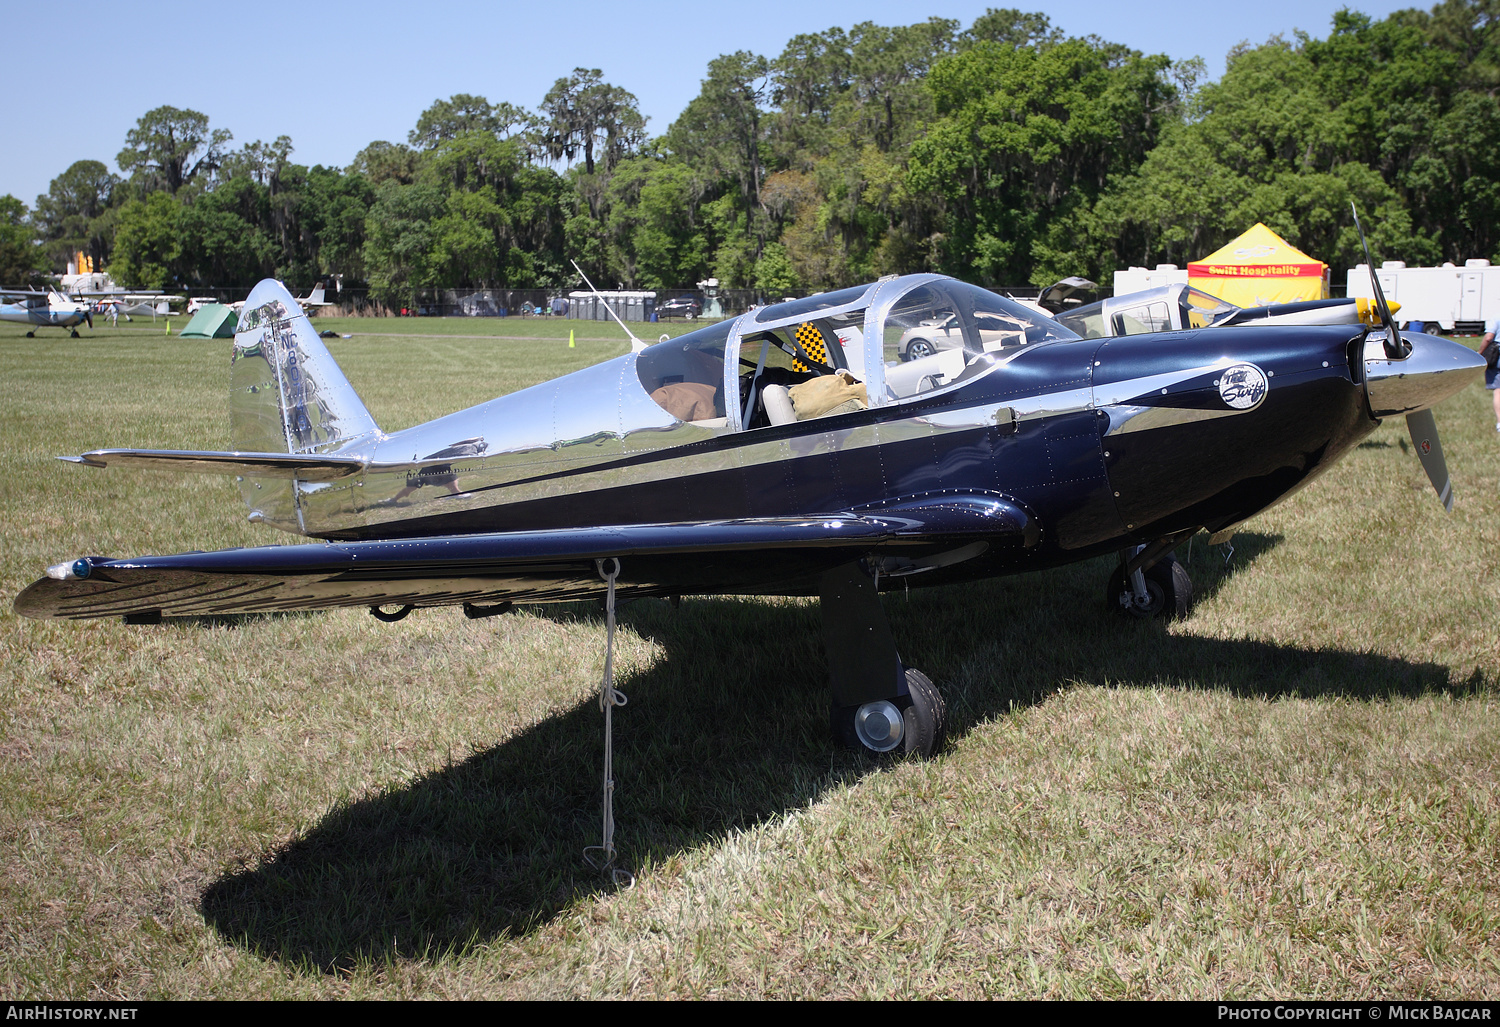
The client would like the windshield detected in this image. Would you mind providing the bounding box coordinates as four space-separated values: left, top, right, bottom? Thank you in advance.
636 320 733 424
1181 287 1239 328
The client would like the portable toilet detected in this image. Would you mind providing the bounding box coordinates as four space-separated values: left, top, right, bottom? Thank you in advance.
1346 259 1500 332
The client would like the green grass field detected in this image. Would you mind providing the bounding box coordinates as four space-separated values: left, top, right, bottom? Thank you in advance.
1 316 1497 998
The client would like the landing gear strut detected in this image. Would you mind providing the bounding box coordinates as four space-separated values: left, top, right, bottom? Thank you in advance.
1107 546 1193 620
820 563 947 758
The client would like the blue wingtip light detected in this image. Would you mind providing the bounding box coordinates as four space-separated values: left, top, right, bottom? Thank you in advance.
45 558 91 581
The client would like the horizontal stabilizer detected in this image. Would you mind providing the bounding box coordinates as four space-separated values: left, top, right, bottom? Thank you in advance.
62 449 510 481
63 449 366 481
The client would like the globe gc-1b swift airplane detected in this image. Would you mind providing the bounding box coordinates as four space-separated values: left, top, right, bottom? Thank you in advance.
14 262 1485 759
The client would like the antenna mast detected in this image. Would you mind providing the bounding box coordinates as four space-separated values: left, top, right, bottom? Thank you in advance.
570 260 646 353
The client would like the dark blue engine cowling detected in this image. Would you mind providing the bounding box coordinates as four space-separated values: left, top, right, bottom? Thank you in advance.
1093 324 1375 541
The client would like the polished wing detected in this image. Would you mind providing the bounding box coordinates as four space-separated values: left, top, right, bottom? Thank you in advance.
14 493 1038 620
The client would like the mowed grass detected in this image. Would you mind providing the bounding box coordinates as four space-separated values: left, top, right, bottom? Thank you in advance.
0 317 1497 999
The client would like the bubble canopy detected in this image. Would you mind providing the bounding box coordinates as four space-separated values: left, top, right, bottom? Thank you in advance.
635 274 1079 431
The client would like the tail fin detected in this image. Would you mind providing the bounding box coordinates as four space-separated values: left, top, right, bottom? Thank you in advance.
232 279 379 530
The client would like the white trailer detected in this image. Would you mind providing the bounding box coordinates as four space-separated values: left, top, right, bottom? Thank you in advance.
1345 259 1500 333
1112 264 1189 294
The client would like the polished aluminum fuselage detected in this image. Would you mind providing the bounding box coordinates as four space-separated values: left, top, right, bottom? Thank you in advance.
16 275 1487 621
212 271 1483 595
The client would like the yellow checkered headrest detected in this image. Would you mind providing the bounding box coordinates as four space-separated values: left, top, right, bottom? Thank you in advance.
792 322 829 373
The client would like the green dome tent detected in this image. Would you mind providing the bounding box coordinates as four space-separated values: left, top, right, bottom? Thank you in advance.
179 304 238 339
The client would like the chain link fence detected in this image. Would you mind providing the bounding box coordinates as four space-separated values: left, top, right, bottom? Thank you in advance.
169 283 1064 319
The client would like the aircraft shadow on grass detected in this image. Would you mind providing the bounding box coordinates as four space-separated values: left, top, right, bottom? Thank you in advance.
199 531 1481 971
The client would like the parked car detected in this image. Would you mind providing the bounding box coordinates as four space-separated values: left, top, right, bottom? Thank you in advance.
658 295 703 319
1033 275 1099 314
895 309 1041 360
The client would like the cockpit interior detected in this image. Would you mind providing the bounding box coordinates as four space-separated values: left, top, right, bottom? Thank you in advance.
635 275 1079 433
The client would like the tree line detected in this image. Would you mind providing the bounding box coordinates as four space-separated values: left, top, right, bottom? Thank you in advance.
3 1 1498 304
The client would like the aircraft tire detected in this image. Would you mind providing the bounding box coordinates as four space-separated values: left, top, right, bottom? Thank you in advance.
831 668 947 758
1107 553 1192 621
902 668 947 756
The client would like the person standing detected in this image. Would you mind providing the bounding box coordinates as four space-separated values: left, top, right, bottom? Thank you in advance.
1482 320 1500 431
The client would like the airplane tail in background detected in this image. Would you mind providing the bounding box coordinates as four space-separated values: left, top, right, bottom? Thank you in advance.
231 279 380 530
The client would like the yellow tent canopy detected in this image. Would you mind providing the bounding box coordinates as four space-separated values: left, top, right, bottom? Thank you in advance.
1187 223 1329 306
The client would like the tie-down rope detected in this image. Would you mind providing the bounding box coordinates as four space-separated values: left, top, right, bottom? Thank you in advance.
583 556 633 887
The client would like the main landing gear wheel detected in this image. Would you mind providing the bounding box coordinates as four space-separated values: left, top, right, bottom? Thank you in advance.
904 338 935 361
1107 553 1192 621
832 668 947 758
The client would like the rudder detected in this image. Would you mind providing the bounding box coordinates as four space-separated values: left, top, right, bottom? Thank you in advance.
231 279 379 532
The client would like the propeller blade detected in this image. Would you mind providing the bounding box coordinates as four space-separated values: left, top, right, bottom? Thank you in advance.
1351 203 1405 357
1405 407 1453 512
84 309 93 330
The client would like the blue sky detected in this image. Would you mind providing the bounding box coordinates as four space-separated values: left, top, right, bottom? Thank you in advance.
4 0 1418 206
